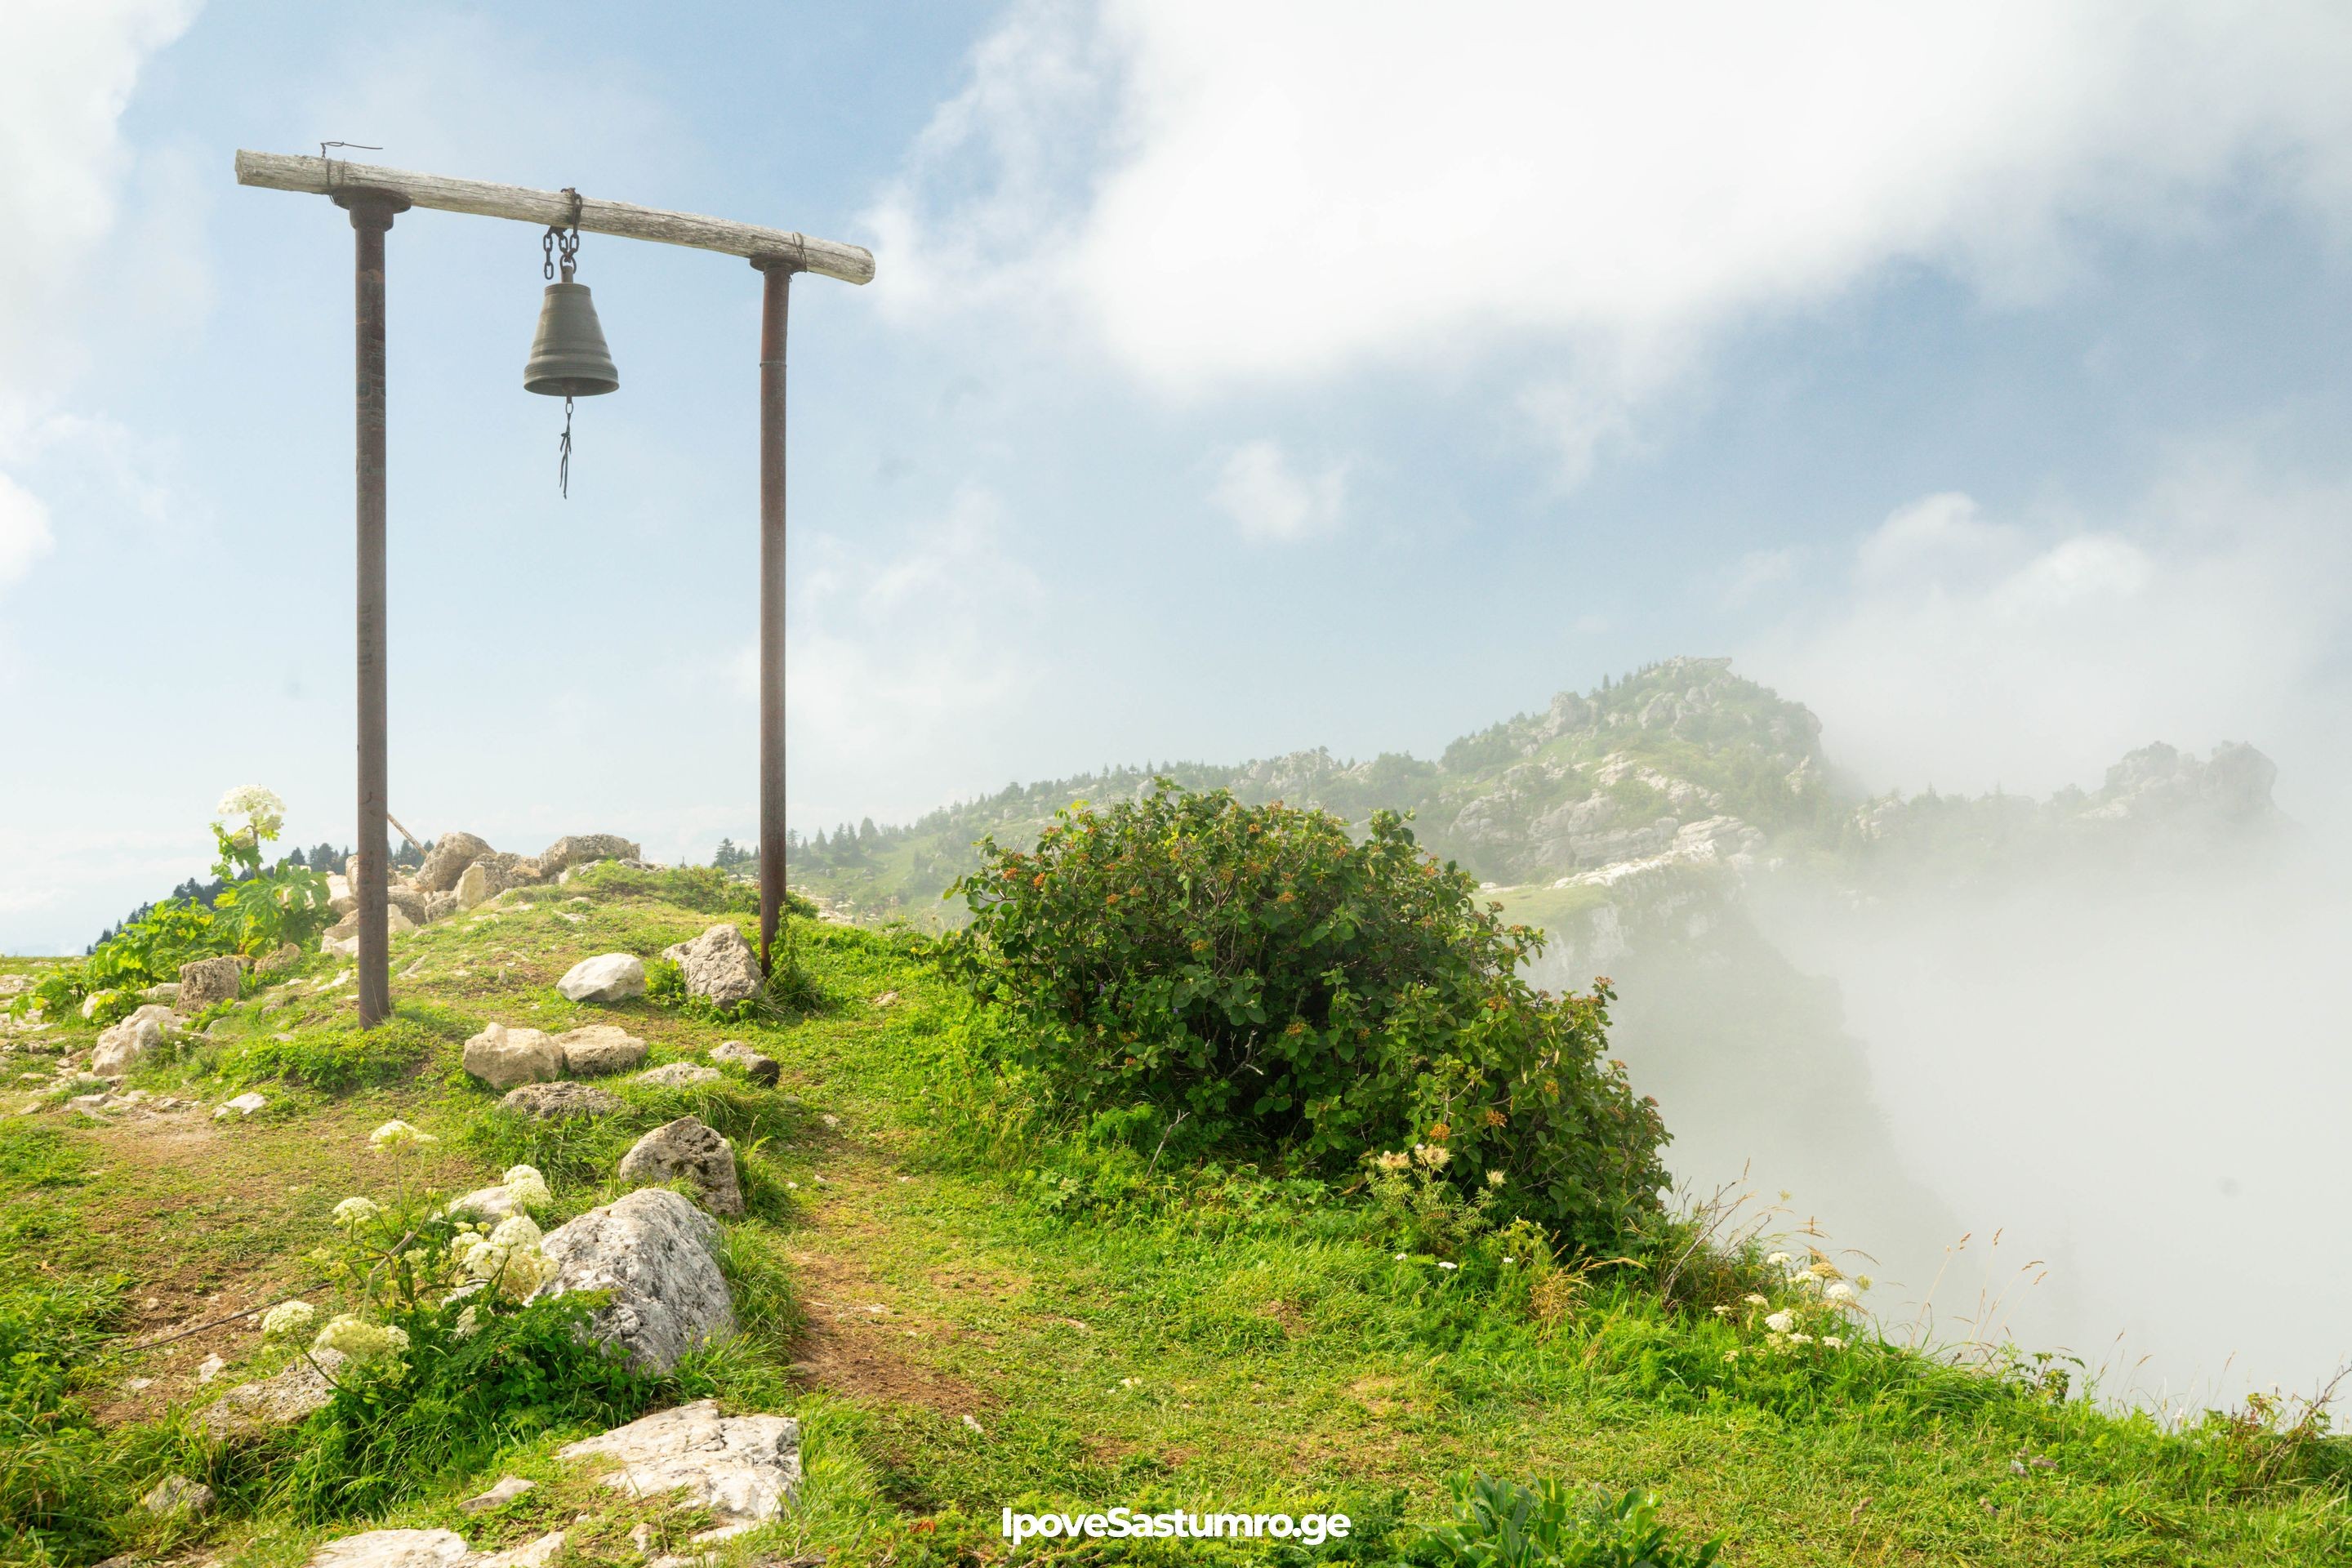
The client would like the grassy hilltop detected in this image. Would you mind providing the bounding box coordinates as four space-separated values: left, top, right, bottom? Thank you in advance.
3 861 2346 1567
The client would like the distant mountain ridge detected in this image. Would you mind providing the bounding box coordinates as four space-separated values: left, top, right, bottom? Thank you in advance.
791 656 2279 923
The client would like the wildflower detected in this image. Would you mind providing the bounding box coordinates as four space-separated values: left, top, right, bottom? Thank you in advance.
1375 1152 1411 1172
369 1120 436 1151
500 1165 551 1208
331 1196 381 1229
1855 1274 1873 1292
1764 1311 1794 1334
1394 1253 1409 1262
1711 1305 1732 1316
261 1300 316 1338
1744 1293 1767 1307
488 1214 542 1250
1722 1351 1739 1364
453 1305 482 1339
1808 1261 1841 1281
1485 1169 1506 1188
313 1313 410 1363
1437 1261 1459 1271
1821 1335 1846 1350
216 786 287 840
1765 1251 1792 1267
1411 1143 1452 1170
1789 1332 1815 1346
1503 1257 1517 1265
1824 1281 1857 1304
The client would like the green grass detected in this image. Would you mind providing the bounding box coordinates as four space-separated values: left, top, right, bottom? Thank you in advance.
0 886 2345 1566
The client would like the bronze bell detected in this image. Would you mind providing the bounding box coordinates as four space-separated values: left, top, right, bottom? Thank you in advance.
523 279 618 397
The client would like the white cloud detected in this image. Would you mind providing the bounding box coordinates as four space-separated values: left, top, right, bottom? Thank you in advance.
1740 463 2352 800
726 488 1046 830
875 2 2352 470
1209 440 1346 541
0 472 55 587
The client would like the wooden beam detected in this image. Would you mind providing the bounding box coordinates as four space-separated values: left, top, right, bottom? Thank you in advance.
235 149 875 285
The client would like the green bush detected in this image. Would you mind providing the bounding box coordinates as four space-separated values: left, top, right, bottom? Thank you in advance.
1423 1477 1720 1568
933 783 1670 1252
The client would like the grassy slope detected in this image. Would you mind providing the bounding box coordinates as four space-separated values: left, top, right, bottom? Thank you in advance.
3 885 2346 1568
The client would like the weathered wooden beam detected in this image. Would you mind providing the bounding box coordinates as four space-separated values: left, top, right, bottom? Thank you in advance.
235 149 875 285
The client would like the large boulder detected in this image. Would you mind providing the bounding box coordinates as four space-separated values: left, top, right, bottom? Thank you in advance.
617 1116 743 1217
557 954 645 1004
554 1023 647 1076
455 862 514 911
537 834 642 881
660 924 763 1009
462 1022 564 1090
555 1400 800 1539
91 1014 164 1076
176 955 243 1014
385 884 430 925
415 831 493 893
534 1189 734 1373
501 1080 626 1120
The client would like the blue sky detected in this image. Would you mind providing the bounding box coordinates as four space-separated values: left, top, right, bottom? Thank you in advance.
5 1 2351 952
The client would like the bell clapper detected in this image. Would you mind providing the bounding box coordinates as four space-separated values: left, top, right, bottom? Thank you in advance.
559 394 574 499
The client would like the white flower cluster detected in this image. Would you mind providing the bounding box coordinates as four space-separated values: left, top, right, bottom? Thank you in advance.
1735 1251 1874 1359
261 1299 317 1338
500 1165 551 1209
452 1214 559 1299
332 1196 382 1230
313 1312 410 1364
216 785 287 841
369 1120 437 1152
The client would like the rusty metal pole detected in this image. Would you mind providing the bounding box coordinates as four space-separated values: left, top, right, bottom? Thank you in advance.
338 188 408 1027
755 260 794 977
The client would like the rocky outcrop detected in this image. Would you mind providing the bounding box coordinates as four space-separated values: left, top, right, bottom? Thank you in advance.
661 925 763 1009
617 1116 744 1216
554 1023 648 1076
305 1529 566 1568
533 1189 735 1373
555 1399 800 1539
177 956 243 1013
501 1080 626 1120
538 834 642 880
415 832 494 893
558 954 645 1004
463 1023 564 1090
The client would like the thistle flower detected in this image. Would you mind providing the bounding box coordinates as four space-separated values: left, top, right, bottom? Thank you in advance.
1485 1169 1506 1188
261 1300 316 1338
1375 1152 1411 1172
500 1165 551 1208
1765 1310 1795 1334
1411 1143 1452 1170
331 1196 381 1229
369 1120 436 1152
313 1313 410 1362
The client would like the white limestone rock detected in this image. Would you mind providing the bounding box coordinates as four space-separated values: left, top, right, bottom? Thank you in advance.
659 924 762 1009
557 954 646 1004
91 1015 163 1076
555 1398 800 1537
554 1022 648 1076
532 1189 734 1373
617 1116 744 1217
462 1022 565 1090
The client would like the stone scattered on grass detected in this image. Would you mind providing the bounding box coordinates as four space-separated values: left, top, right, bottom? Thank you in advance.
533 1189 734 1373
636 1062 721 1089
617 1116 744 1217
660 924 763 1009
142 1475 216 1517
871 990 900 1008
558 953 647 1004
91 1015 163 1076
214 1091 269 1120
554 1022 648 1076
710 1040 779 1085
176 955 243 1013
555 1398 800 1539
501 1080 627 1120
200 1349 346 1436
459 1476 537 1514
197 1353 226 1383
463 1022 565 1090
